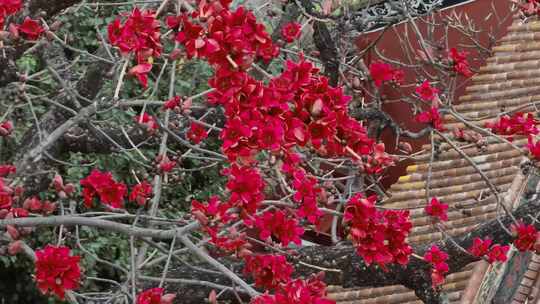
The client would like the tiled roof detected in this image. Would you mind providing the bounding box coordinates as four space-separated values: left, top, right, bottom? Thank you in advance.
328 15 540 304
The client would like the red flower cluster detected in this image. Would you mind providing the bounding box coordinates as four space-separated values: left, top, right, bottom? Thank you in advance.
0 164 15 177
136 287 176 304
192 196 232 226
424 197 448 222
156 155 176 173
244 254 294 289
486 244 509 263
0 120 13 136
16 17 44 40
0 177 27 220
512 222 538 252
251 275 335 304
135 112 159 134
129 181 153 206
108 8 162 87
35 245 81 299
23 196 56 214
449 48 472 77
415 107 444 131
369 61 404 87
486 112 539 138
252 210 305 247
468 237 510 263
281 22 301 43
187 122 208 144
520 0 540 16
224 164 265 214
528 136 540 161
292 170 323 224
415 80 439 102
167 2 278 65
362 143 395 175
343 194 412 268
0 0 22 28
80 169 127 209
424 245 448 288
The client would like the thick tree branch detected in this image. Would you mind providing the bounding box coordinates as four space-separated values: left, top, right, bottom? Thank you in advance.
156 195 540 304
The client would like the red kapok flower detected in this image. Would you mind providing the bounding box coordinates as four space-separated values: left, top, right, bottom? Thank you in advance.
0 164 16 177
35 245 81 299
369 61 404 87
468 237 492 257
424 245 449 288
135 113 159 133
244 254 294 289
80 169 127 208
0 120 13 136
187 122 208 144
415 107 444 131
449 47 473 77
163 96 182 110
137 287 176 304
424 197 448 221
512 221 538 252
129 181 153 206
528 135 540 161
281 22 301 43
0 0 22 29
415 80 439 102
157 155 176 173
486 244 509 263
129 63 153 88
17 17 44 40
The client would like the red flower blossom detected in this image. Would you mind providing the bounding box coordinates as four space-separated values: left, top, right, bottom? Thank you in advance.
424 245 449 288
369 61 404 87
486 244 509 263
0 0 21 30
129 181 153 206
415 80 439 101
415 107 444 131
191 196 233 226
224 164 265 214
424 245 448 266
163 96 182 110
468 237 492 257
449 47 473 77
486 112 539 139
129 63 153 88
424 197 448 221
80 169 127 208
250 275 335 304
528 136 540 161
107 8 162 62
252 210 304 246
157 155 176 173
244 254 293 289
344 194 412 268
281 22 301 43
135 112 158 133
0 164 15 177
0 120 13 136
292 170 322 224
136 287 176 304
512 221 538 252
187 122 208 144
0 0 22 28
35 245 81 299
17 17 44 40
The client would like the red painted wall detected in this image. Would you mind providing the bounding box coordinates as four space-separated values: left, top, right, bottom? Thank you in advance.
356 0 515 188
